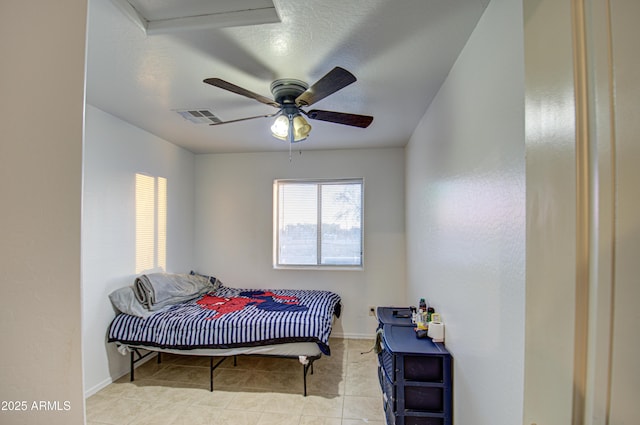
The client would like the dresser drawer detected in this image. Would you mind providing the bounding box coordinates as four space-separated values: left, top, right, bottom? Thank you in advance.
404 385 444 412
404 416 444 425
403 355 444 382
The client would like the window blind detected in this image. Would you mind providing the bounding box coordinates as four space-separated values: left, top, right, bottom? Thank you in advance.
275 178 363 268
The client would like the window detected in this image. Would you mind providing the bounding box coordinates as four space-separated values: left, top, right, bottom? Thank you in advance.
274 178 363 268
135 173 167 273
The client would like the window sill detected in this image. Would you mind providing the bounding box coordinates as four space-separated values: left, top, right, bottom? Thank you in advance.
273 265 363 271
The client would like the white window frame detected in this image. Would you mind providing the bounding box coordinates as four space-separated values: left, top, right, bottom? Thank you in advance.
273 178 364 270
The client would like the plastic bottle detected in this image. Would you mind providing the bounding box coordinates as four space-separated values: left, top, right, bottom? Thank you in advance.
427 307 435 322
419 298 427 312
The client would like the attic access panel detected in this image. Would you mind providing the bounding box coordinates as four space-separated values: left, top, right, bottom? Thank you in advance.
110 0 280 35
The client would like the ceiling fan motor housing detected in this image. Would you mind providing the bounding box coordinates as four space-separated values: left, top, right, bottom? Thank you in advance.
270 79 309 107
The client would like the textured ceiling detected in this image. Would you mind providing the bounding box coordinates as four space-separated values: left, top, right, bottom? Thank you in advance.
86 0 488 153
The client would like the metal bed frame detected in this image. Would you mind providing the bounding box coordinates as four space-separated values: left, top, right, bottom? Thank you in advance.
129 348 320 396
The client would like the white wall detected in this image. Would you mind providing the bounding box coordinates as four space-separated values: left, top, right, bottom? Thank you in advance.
82 105 196 396
194 148 405 338
404 0 525 424
0 1 87 424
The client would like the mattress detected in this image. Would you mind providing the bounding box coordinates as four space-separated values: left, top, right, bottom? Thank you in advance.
109 285 341 355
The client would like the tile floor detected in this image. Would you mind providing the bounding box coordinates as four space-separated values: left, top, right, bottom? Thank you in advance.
86 338 385 425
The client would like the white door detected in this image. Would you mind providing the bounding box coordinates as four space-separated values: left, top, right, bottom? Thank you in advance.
523 0 640 424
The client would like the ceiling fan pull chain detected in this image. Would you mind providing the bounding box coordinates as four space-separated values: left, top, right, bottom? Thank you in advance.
288 114 294 161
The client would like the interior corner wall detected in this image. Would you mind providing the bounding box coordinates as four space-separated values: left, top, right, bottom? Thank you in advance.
193 148 406 338
404 0 525 424
82 104 196 396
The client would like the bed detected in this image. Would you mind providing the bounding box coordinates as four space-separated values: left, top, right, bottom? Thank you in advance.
107 274 341 396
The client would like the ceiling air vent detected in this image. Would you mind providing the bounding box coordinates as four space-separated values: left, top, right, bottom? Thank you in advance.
175 109 222 125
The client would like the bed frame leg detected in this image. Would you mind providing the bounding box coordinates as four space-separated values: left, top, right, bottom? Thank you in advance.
209 357 228 392
303 364 309 396
130 351 135 382
301 355 321 396
129 348 159 383
210 357 214 392
302 359 314 396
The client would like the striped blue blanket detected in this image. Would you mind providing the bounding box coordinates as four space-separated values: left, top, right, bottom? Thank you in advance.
108 286 341 355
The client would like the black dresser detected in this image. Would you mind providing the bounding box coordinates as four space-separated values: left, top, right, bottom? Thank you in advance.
377 307 453 425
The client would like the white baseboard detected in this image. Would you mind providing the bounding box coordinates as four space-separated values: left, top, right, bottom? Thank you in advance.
84 352 156 398
84 376 115 398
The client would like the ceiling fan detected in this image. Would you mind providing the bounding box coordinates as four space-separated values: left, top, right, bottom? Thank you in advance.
203 66 373 144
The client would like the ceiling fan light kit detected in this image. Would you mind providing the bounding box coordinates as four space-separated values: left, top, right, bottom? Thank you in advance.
203 67 373 145
270 114 312 143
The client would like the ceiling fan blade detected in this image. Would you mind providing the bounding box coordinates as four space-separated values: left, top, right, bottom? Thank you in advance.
204 78 280 108
295 67 357 107
208 112 280 126
305 109 374 128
